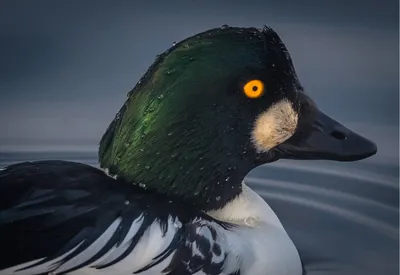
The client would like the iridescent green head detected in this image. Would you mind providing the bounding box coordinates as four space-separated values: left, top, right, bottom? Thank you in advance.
99 26 376 211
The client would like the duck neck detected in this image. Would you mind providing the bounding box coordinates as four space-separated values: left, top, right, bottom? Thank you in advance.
102 153 250 212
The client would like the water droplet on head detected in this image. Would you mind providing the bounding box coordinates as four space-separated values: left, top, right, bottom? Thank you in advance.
125 142 130 147
124 200 130 205
167 132 173 136
216 196 221 201
172 41 177 46
140 149 144 152
145 165 151 170
148 107 155 113
225 177 230 182
199 167 204 171
171 153 177 158
139 183 146 188
221 24 229 29
157 94 164 100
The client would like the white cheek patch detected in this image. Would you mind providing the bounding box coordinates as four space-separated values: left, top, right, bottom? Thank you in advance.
251 99 298 153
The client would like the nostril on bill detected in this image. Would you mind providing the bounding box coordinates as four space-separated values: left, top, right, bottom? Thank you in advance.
330 130 347 140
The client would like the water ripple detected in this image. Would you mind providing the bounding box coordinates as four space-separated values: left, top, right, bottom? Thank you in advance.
247 177 398 213
260 161 398 188
256 190 398 240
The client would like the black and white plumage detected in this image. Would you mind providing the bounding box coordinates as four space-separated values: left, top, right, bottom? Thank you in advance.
0 161 303 275
0 161 239 275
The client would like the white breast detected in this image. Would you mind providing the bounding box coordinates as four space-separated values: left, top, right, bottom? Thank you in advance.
224 222 302 275
207 183 302 275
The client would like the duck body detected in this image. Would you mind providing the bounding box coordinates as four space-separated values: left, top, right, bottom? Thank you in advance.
0 25 377 275
0 161 301 275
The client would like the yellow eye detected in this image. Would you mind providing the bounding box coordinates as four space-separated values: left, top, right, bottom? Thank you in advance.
243 80 265 99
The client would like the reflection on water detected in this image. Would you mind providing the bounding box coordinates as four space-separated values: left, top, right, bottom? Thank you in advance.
0 151 398 275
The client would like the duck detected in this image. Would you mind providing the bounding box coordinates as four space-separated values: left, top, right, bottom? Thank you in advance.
0 25 377 275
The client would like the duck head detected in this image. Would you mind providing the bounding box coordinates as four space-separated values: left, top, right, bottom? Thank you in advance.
99 26 377 211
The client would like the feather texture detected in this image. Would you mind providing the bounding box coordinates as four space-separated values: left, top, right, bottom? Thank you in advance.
0 161 243 275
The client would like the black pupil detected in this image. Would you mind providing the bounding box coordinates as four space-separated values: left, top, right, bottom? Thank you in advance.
252 86 258 91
